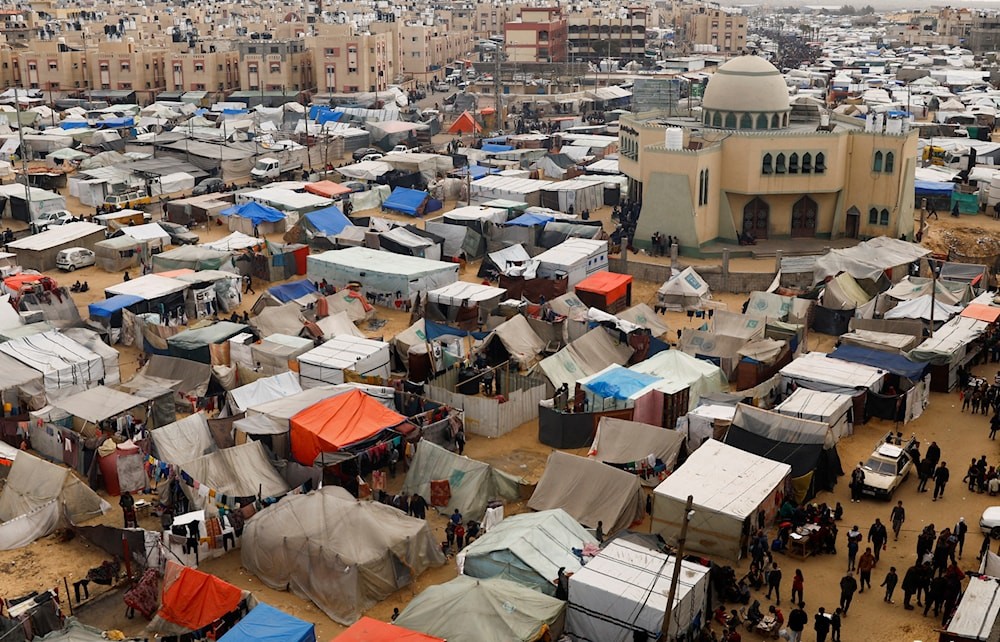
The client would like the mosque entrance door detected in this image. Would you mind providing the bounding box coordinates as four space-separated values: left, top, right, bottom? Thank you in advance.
791 196 818 238
742 197 769 240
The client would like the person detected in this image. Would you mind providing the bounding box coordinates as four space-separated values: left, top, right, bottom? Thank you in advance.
791 569 804 605
481 367 494 396
555 567 570 600
766 561 782 604
451 508 463 525
850 462 865 502
120 491 137 528
951 202 960 217
924 574 946 617
857 548 875 593
455 428 466 456
391 607 400 622
846 526 862 571
890 501 906 541
123 271 131 282
933 461 950 501
952 517 969 558
243 274 255 295
445 522 456 552
454 521 466 550
410 493 427 519
595 520 604 543
928 203 939 219
880 566 898 603
651 231 660 255
991 413 1000 440
814 607 830 642
868 518 888 561
838 571 858 616
787 602 808 642
830 608 841 642
901 564 922 609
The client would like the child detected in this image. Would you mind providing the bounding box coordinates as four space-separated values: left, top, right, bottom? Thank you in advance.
881 566 898 603
831 608 842 642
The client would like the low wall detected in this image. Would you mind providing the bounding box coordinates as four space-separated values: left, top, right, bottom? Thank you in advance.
607 258 777 294
425 368 548 438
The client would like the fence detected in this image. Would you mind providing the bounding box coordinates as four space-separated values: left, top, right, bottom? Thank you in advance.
425 367 549 438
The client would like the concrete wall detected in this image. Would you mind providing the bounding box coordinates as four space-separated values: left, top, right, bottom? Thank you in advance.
607 258 776 294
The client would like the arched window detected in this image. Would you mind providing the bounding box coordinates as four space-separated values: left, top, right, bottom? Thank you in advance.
789 153 799 174
802 153 812 173
880 209 890 225
873 151 883 172
757 114 768 130
740 113 752 129
782 114 788 127
712 112 722 127
815 153 826 173
885 152 895 173
771 114 779 128
702 169 709 205
868 208 879 224
724 113 736 128
762 153 773 174
775 153 786 174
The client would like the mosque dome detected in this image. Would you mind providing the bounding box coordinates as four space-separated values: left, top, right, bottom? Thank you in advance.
701 55 791 131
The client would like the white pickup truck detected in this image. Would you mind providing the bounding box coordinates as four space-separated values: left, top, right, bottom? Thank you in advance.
251 156 304 182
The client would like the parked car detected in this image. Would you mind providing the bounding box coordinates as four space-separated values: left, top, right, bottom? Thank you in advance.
360 153 384 162
55 247 96 271
342 181 370 193
861 433 916 499
33 209 75 232
192 178 225 196
352 147 383 162
391 144 415 154
157 221 200 245
433 82 450 92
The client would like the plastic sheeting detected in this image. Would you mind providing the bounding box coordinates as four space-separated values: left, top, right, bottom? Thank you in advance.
490 314 546 368
629 350 728 411
241 486 446 625
813 237 930 283
151 413 218 465
779 351 885 393
0 330 104 394
589 416 685 473
180 441 288 509
289 389 404 465
217 603 316 642
829 344 927 381
774 389 853 440
538 327 633 390
333 617 444 642
229 372 302 414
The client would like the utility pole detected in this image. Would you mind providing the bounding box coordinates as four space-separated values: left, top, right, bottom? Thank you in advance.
493 45 502 131
660 495 694 640
14 87 31 216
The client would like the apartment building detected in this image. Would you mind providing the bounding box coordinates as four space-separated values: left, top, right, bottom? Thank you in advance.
504 6 567 63
0 9 34 44
10 40 85 92
309 24 393 94
567 8 648 63
237 38 314 93
167 46 241 93
474 2 515 39
686 6 746 54
380 21 471 84
86 39 168 102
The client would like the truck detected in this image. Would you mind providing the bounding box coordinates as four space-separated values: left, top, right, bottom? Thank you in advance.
251 155 304 182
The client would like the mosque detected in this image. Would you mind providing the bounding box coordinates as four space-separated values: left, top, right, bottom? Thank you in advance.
618 55 918 255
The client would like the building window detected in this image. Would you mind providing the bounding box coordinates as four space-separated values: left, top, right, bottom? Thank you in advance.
194 64 204 72
869 207 879 224
880 209 890 225
740 113 752 129
815 153 826 173
802 153 812 173
756 114 767 130
885 152 895 173
712 112 721 127
771 114 779 128
789 153 799 174
762 153 773 174
724 113 736 128
775 153 786 174
121 62 130 72
873 151 883 172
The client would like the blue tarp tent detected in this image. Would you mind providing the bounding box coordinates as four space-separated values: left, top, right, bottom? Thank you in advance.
453 165 495 179
581 365 661 400
383 187 429 216
481 144 514 153
220 201 286 224
96 117 134 129
60 121 90 130
89 294 143 318
505 212 554 227
267 279 318 303
304 205 352 236
424 319 490 341
829 344 927 380
217 603 316 642
915 180 954 195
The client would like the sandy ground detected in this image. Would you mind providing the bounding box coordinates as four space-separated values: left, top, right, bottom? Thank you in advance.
5 169 1000 640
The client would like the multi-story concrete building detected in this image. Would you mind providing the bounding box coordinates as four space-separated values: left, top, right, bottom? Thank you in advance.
237 38 313 93
567 8 648 64
167 45 241 93
474 2 514 39
14 40 86 92
382 21 471 84
504 6 567 63
310 25 394 95
686 6 746 54
86 39 168 103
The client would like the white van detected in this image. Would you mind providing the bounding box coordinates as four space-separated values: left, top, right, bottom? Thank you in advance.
55 247 96 271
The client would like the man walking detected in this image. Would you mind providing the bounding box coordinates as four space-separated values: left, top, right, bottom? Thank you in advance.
814 607 831 642
881 566 898 603
955 517 968 558
902 564 922 610
766 561 782 605
787 602 808 642
850 463 866 502
890 501 906 541
868 518 888 561
933 462 950 501
846 526 862 571
839 571 858 616
858 548 875 593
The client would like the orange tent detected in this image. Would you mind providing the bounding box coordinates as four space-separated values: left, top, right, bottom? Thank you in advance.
157 562 243 631
448 111 481 135
961 303 1000 323
332 617 445 642
574 271 633 311
305 181 353 198
289 389 407 465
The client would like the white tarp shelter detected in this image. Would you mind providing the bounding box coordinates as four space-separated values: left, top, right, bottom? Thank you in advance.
657 267 712 311
651 439 791 560
629 349 728 411
813 237 930 283
779 351 885 394
307 247 459 307
0 330 104 394
228 371 302 413
533 238 607 287
150 413 217 465
774 388 854 440
940 574 1000 641
297 335 391 387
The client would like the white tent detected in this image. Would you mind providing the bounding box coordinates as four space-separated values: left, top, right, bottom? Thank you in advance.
628 349 728 411
0 330 104 394
150 412 218 465
657 267 712 311
651 439 791 560
533 238 607 287
940 574 1000 641
779 351 885 394
297 335 391 387
774 388 854 440
227 371 302 414
812 237 930 283
884 294 962 321
566 534 711 642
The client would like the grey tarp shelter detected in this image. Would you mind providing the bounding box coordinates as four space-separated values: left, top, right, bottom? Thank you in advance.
179 440 288 510
588 417 685 485
150 413 218 465
0 351 44 410
6 222 105 272
166 321 249 364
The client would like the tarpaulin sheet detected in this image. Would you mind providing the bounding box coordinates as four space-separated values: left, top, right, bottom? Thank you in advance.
382 187 428 216
333 617 444 642
304 206 352 236
158 563 242 631
267 279 317 303
217 603 316 642
505 212 553 227
219 201 285 224
962 303 1000 323
580 365 661 400
829 344 927 380
150 413 217 465
289 389 405 464
305 181 351 199
88 294 143 319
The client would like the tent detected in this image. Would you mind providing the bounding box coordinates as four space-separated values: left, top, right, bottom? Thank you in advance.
0 330 104 394
449 111 481 135
533 238 608 287
779 351 885 394
579 364 663 401
220 201 286 231
574 271 632 313
394 576 565 642
812 236 930 283
0 452 110 550
167 321 249 363
151 412 218 465
657 267 712 311
651 439 791 560
0 351 44 411
629 349 728 411
528 451 644 535
333 617 444 642
303 205 353 238
304 180 352 199
617 303 668 337
537 327 634 390
93 235 149 272
401 441 523 522
774 388 853 440
828 344 927 381
566 534 711 642
491 314 547 368
839 328 920 354
51 385 144 430
241 486 445 625
379 226 442 260
297 335 391 387
459 509 597 595
289 389 407 465
151 561 250 636
307 247 459 308
217 603 316 642
179 440 289 509
939 574 1000 642
32 618 110 642
383 187 431 217
884 293 962 322
588 416 685 484
228 371 303 414
6 222 104 272
153 246 236 273
724 404 842 503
